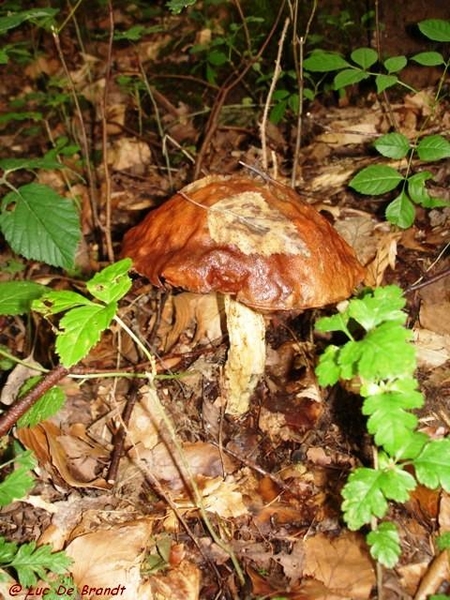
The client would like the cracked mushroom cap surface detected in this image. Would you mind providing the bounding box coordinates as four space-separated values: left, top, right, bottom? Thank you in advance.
121 175 365 311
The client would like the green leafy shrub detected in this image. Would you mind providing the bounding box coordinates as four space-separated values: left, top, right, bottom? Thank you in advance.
0 448 73 586
315 285 450 567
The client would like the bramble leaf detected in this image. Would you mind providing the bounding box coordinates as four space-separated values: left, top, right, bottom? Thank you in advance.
86 258 132 304
0 452 35 506
367 522 401 568
17 378 65 428
32 290 95 316
0 281 46 315
55 302 117 367
349 165 403 195
0 183 81 269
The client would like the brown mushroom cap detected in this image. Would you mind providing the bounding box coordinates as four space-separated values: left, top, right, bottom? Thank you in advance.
121 175 365 311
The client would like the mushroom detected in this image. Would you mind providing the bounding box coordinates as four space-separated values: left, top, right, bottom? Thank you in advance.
121 175 365 415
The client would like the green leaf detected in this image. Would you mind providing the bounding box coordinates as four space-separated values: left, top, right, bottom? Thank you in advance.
417 135 450 161
315 345 341 386
0 183 81 269
315 311 350 334
375 74 399 93
383 56 407 73
303 50 350 72
32 290 95 317
334 69 370 90
406 171 448 209
374 133 410 159
269 100 288 125
0 8 58 34
418 19 450 43
385 191 416 229
55 302 117 367
86 258 132 304
166 0 197 14
411 51 445 67
357 321 415 381
347 285 407 330
351 47 378 69
366 404 418 455
0 281 46 315
0 157 63 173
8 541 72 587
415 439 450 492
349 165 404 195
342 468 389 529
0 453 35 506
17 379 65 428
208 49 228 67
367 522 401 568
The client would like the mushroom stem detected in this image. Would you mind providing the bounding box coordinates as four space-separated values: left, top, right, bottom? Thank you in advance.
223 295 266 416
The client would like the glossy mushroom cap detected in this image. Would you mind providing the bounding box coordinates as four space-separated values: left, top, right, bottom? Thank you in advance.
121 175 365 311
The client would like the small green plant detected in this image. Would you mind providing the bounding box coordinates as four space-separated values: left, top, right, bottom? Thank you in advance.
349 132 450 228
0 448 73 586
0 157 81 269
315 285 450 567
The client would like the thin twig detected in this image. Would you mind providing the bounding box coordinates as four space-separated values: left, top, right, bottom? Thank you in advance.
260 17 290 171
100 0 115 263
193 0 287 179
0 365 70 436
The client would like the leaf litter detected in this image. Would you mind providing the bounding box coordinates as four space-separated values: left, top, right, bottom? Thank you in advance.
0 4 449 599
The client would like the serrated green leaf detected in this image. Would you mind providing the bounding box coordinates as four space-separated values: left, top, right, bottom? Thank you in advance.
357 321 415 381
411 51 445 67
342 468 389 529
269 99 288 125
315 311 351 334
0 183 81 269
349 165 404 195
334 69 370 90
0 537 18 564
351 47 378 69
385 191 416 229
32 290 95 317
384 56 407 73
347 285 406 330
0 111 43 125
0 281 46 315
418 19 450 43
367 522 401 568
55 302 117 367
315 345 341 386
86 258 132 304
366 406 418 455
375 74 399 93
363 387 424 414
417 135 450 161
10 541 72 587
17 380 65 428
0 452 35 507
374 133 410 159
303 50 350 72
415 439 450 491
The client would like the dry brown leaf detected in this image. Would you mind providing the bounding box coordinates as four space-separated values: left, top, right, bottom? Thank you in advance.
108 138 152 172
66 519 152 600
413 328 450 368
303 531 375 599
132 441 236 492
414 551 450 600
145 559 200 600
364 228 401 287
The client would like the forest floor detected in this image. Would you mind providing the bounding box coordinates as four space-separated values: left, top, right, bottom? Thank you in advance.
0 3 450 600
